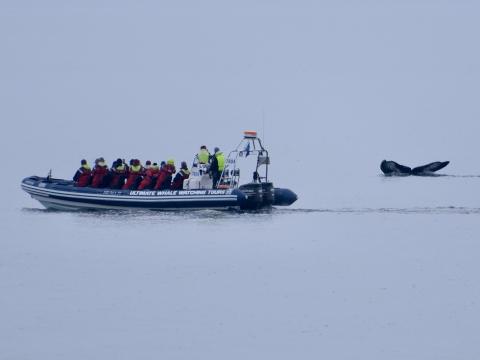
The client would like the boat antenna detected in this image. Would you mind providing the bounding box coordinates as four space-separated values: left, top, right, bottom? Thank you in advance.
262 108 266 145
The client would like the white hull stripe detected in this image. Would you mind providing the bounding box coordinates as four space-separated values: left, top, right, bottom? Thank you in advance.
34 195 238 211
22 184 238 203
26 189 237 203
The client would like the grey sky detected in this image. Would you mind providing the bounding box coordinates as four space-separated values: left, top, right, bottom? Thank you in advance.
1 0 479 208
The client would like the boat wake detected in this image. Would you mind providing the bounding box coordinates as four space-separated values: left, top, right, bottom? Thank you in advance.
274 206 480 215
443 175 480 178
380 174 480 178
22 206 480 217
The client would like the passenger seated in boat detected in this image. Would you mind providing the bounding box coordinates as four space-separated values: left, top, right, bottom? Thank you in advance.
154 159 176 190
123 159 143 190
196 145 211 164
124 158 132 173
91 158 109 188
171 161 190 190
109 158 127 189
73 159 92 187
144 160 152 173
138 162 160 190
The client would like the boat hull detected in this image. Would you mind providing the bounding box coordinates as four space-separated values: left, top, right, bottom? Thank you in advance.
21 177 244 211
21 176 297 211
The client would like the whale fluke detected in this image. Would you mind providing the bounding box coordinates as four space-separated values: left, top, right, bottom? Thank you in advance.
380 160 412 176
381 160 449 176
412 161 450 176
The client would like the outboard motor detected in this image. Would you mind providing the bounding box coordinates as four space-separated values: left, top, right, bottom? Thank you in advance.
238 182 281 210
261 182 274 207
239 183 263 210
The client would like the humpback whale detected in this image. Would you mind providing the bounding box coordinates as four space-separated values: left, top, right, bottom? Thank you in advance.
380 160 412 176
381 160 449 176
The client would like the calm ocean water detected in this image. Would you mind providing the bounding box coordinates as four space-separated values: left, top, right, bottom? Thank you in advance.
2 0 479 357
1 175 480 359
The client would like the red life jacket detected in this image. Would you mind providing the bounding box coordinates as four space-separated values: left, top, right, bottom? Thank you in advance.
153 168 170 190
91 166 109 188
153 170 166 190
75 167 92 187
154 165 175 190
122 165 143 190
109 165 127 189
138 168 159 190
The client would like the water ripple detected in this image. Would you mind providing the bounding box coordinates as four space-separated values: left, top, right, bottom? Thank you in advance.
22 206 480 217
276 206 480 215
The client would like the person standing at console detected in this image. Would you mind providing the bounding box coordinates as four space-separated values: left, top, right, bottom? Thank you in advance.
210 147 225 188
196 145 210 165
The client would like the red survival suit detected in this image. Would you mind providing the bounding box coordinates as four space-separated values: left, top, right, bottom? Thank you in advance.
138 166 160 190
123 163 143 190
171 168 190 190
154 164 176 190
73 165 92 187
91 164 109 188
109 164 128 189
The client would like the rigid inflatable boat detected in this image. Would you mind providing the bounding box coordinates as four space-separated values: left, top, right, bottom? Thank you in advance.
21 131 297 211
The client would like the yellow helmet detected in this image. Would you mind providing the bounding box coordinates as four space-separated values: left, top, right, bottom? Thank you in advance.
167 159 175 165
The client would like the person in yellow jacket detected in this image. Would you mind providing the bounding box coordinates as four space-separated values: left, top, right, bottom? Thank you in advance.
210 147 225 188
196 145 210 164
